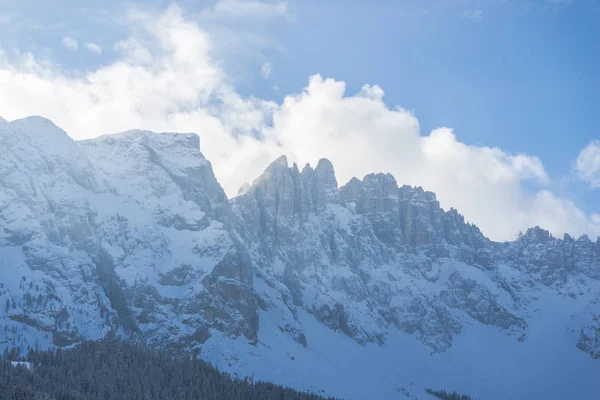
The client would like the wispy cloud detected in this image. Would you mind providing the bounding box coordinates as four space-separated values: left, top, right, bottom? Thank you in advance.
260 62 272 79
61 36 78 51
462 9 484 22
85 42 102 55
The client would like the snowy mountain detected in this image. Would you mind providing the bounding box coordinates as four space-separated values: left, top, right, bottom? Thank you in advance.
0 116 599 399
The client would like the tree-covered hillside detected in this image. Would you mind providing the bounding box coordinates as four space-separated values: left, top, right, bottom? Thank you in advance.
0 340 337 400
425 388 475 400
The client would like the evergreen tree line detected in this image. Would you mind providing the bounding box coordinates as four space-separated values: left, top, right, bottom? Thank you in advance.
425 388 475 400
0 340 338 400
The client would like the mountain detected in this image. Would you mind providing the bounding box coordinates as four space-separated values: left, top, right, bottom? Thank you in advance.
0 116 599 399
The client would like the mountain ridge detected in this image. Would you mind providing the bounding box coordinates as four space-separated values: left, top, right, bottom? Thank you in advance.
0 116 599 399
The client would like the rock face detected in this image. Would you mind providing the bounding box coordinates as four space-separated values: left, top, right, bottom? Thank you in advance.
0 117 599 398
233 159 525 351
231 159 599 355
578 312 600 359
500 227 600 285
0 119 257 354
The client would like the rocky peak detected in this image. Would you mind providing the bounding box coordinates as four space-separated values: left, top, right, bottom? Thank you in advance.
0 117 100 250
264 155 290 173
520 226 552 244
241 156 343 224
507 225 600 284
339 173 488 251
243 155 302 221
577 234 592 243
251 155 296 193
398 184 439 206
238 182 251 196
315 159 338 195
397 185 439 247
360 173 399 212
364 173 399 192
397 185 487 250
340 173 399 213
0 116 99 193
104 129 202 151
302 158 341 213
81 130 229 218
339 173 403 249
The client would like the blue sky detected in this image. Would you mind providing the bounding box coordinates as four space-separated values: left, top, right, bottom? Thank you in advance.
0 0 598 241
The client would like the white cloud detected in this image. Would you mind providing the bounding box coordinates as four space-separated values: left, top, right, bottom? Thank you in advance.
261 62 272 79
528 191 600 240
85 42 102 55
61 36 79 51
575 140 600 189
0 4 598 242
462 9 483 21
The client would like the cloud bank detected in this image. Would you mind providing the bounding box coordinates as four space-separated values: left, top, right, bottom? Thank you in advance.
0 4 598 242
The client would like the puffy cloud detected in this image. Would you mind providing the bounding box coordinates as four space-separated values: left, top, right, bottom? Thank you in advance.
85 43 102 55
61 36 78 51
0 4 598 242
575 140 600 189
261 62 272 79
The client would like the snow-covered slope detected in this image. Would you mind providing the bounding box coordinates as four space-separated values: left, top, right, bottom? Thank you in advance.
0 116 599 399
